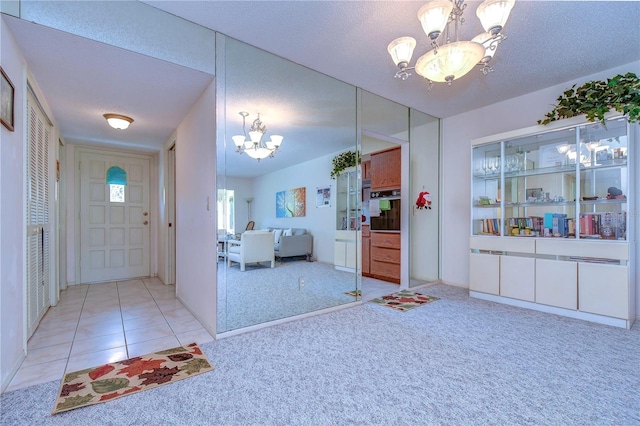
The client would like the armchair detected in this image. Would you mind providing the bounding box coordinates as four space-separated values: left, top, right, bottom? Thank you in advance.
227 231 275 272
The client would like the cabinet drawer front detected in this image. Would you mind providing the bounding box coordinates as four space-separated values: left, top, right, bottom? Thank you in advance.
371 232 400 249
535 259 577 310
370 260 400 279
470 236 535 253
578 263 629 319
371 246 400 264
469 253 499 295
500 256 535 302
537 239 628 260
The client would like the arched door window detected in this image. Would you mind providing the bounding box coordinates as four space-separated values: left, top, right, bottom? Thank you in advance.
106 166 127 203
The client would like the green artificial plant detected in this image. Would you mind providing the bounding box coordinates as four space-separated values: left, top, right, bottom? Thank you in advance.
330 150 361 179
538 72 640 126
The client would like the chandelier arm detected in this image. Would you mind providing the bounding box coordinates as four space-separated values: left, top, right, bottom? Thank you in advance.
394 66 415 81
480 64 494 75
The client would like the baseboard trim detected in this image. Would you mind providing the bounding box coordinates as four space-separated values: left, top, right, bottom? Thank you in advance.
1 351 26 394
216 300 362 340
470 291 632 329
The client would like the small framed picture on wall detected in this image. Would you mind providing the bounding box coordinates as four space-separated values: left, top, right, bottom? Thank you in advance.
316 186 331 208
1 66 15 132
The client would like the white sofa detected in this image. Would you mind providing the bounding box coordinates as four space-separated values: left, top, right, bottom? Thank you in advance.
227 231 275 272
268 227 313 260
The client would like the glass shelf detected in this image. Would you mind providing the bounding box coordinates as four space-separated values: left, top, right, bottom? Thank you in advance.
472 117 629 240
336 167 361 231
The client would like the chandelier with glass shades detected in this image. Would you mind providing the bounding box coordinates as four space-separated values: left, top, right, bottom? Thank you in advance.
387 0 515 89
231 111 283 161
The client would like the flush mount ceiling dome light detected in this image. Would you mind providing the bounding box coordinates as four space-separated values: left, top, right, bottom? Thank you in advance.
232 111 283 162
103 113 134 130
387 0 515 90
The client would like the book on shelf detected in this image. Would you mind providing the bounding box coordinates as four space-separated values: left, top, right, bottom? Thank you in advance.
477 218 499 235
552 213 567 236
579 212 626 239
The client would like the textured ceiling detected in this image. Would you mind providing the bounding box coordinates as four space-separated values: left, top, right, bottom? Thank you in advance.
144 0 640 118
4 15 214 151
3 1 639 177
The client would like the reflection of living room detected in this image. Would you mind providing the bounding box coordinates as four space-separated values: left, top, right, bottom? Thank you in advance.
217 148 361 333
216 36 441 337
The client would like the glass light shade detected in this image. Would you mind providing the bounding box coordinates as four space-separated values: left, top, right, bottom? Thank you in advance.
249 130 263 143
387 37 416 66
471 32 498 63
244 141 255 150
232 135 246 148
415 41 485 83
270 135 283 147
104 113 133 130
417 0 454 40
556 143 570 154
244 147 272 160
476 0 515 35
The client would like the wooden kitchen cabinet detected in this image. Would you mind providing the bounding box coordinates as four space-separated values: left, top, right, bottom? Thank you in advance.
362 160 371 180
362 225 370 275
369 231 400 283
371 147 401 190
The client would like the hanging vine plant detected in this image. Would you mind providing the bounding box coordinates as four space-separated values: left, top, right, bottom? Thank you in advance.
538 72 640 126
330 150 361 179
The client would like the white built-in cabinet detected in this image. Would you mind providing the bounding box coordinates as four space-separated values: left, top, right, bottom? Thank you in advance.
469 115 636 329
334 167 361 272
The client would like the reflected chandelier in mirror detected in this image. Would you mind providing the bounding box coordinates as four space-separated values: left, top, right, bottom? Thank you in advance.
231 111 283 161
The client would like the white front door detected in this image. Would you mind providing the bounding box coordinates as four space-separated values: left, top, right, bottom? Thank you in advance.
79 150 150 283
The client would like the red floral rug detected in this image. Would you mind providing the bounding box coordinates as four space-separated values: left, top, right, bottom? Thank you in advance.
52 342 213 415
370 290 439 312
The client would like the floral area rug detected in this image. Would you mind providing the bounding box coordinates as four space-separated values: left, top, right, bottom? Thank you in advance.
370 290 439 312
344 289 362 297
52 342 213 415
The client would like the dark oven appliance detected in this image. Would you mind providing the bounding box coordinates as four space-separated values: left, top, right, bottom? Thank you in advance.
369 189 401 232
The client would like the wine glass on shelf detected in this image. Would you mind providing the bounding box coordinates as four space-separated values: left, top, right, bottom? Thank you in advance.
506 155 516 173
487 157 496 174
480 159 488 175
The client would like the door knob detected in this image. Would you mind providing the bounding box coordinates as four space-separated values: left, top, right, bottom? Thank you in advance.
143 220 149 225
143 212 149 216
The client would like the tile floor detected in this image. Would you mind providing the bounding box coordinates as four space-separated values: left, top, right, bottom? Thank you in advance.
6 274 421 393
6 277 213 392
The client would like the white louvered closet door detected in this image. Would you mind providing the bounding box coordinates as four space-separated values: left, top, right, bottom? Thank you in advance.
26 90 51 338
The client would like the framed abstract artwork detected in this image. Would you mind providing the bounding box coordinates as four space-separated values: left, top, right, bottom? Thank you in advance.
276 187 306 217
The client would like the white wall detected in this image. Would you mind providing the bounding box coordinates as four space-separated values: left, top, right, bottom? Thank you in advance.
441 60 640 309
174 80 217 336
409 117 441 281
0 15 27 392
251 151 337 264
